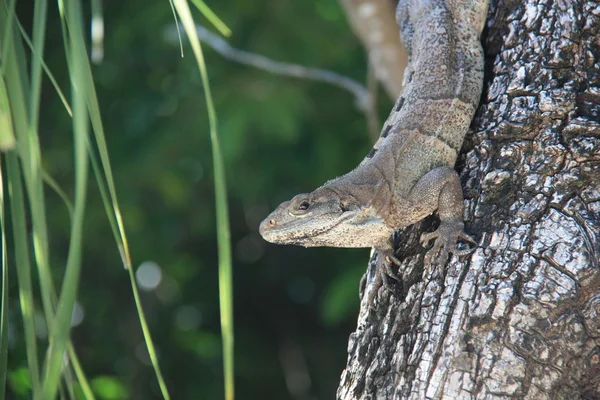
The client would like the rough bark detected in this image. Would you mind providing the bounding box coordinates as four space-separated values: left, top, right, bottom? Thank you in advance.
338 0 600 399
338 0 408 99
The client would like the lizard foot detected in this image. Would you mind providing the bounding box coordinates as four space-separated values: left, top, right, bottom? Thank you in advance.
421 221 476 270
366 251 401 309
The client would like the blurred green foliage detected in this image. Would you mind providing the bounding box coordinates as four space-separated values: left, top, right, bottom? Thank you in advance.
90 376 128 400
7 0 394 398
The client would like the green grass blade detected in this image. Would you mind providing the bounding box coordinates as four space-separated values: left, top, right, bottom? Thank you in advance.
24 0 61 362
0 77 16 151
189 0 231 37
0 0 21 154
28 0 47 126
0 1 17 151
42 0 89 397
75 4 171 394
0 157 9 400
91 123 172 398
0 0 17 76
86 140 128 269
16 17 72 117
42 169 74 218
9 11 92 393
72 0 172 395
83 136 168 398
172 1 234 399
64 0 131 271
55 0 135 396
67 344 96 400
10 5 84 398
126 266 171 400
6 152 41 397
0 0 16 152
73 57 132 271
84 81 132 270
85 141 168 398
41 174 93 399
1 4 43 396
60 367 76 400
1 4 45 397
3 0 103 397
4 5 58 385
167 0 184 57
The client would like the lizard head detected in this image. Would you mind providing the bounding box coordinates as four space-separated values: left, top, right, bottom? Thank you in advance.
259 187 390 248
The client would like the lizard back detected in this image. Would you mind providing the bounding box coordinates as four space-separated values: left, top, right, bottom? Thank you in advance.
340 0 486 195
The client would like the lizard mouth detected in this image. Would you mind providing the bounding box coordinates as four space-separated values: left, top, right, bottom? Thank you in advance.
290 214 351 243
260 210 353 245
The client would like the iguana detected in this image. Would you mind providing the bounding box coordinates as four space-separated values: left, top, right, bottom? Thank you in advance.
259 0 489 306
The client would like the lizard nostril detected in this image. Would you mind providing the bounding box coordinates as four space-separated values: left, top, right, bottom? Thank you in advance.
269 219 276 226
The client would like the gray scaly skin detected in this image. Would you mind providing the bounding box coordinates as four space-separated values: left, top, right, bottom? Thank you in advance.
260 0 489 306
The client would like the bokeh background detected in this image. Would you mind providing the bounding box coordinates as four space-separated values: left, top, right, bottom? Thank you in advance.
8 1 395 398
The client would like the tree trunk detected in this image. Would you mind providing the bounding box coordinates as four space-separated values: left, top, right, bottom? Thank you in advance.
338 0 408 99
337 0 600 398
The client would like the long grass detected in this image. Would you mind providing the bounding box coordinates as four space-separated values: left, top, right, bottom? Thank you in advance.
3 0 161 398
2 0 234 398
0 158 8 400
41 0 90 396
172 1 235 399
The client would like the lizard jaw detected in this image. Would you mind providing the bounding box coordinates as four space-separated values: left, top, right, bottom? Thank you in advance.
259 211 353 246
259 208 391 248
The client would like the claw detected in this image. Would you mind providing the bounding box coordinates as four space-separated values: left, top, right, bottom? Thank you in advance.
420 231 437 246
459 232 477 244
387 253 403 266
359 272 367 299
383 256 400 281
366 269 382 310
365 251 402 309
453 247 475 256
421 221 476 267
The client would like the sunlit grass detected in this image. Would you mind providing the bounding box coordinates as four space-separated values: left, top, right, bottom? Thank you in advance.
189 0 231 37
6 153 41 396
0 157 8 400
2 0 237 397
3 0 234 399
0 78 16 151
171 1 234 399
41 0 89 396
2 0 163 398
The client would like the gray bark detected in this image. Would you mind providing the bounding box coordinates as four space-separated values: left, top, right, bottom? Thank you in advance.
337 0 600 399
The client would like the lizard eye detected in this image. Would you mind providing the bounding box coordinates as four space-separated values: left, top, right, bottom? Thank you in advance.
298 201 310 211
340 202 349 212
340 198 352 212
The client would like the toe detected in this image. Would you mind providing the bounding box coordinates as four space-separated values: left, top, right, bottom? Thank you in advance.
432 238 444 255
383 260 400 281
421 232 438 245
459 232 477 244
453 247 474 256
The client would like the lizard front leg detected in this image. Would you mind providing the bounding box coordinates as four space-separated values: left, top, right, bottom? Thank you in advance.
408 166 475 267
364 242 402 309
365 167 474 307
